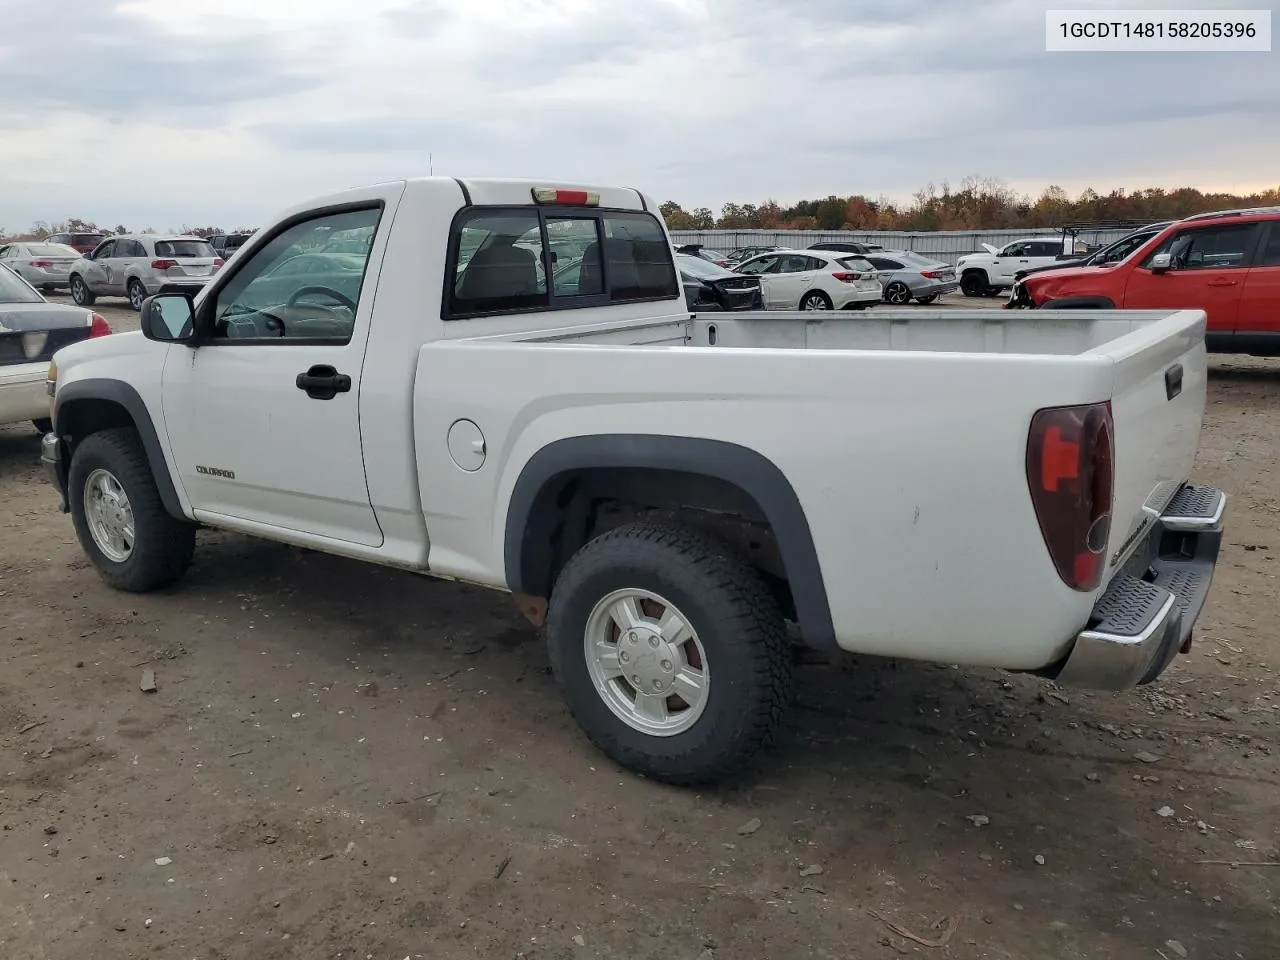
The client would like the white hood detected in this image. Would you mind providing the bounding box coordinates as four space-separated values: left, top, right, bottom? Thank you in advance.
980 243 1000 255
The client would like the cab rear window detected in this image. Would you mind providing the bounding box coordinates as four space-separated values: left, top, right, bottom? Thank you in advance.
446 207 678 319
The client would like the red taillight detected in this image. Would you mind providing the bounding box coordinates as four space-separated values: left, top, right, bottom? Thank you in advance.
88 312 111 337
29 260 53 268
1026 401 1114 591
151 259 178 270
213 257 225 267
922 269 948 279
831 271 862 282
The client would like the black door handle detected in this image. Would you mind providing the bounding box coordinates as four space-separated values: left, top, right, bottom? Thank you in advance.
296 364 351 400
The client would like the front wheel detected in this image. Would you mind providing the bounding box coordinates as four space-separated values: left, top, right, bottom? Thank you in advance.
68 428 195 592
69 275 96 306
546 521 793 785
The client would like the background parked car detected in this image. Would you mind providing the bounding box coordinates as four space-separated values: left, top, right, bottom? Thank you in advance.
1012 221 1175 283
724 244 779 266
808 240 884 255
864 251 958 304
0 263 110 433
955 237 1070 296
0 241 81 292
46 231 105 255
209 232 253 260
734 249 882 310
674 253 763 310
70 234 224 310
674 244 732 267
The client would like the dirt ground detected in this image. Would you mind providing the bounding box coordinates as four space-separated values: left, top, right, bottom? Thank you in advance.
1 296 1277 960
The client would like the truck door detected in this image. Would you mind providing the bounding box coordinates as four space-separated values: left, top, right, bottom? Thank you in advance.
1122 221 1258 335
159 189 402 547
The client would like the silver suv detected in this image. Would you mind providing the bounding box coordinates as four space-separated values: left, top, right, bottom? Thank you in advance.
69 235 223 311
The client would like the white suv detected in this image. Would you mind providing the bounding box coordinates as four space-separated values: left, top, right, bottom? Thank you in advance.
69 235 224 311
733 249 883 310
955 237 1071 297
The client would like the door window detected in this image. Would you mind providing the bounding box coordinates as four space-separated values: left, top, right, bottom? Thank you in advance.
207 206 382 343
1029 241 1063 257
90 240 116 260
1143 224 1256 270
117 239 146 257
1256 225 1280 266
735 255 780 275
1000 242 1028 257
778 255 813 273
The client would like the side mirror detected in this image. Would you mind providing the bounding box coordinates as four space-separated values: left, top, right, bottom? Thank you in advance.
1149 253 1173 274
140 294 197 344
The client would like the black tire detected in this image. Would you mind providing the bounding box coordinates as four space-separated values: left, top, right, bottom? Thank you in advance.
915 294 938 304
127 279 146 312
68 427 195 593
883 281 911 305
69 275 95 306
800 291 832 310
32 418 52 435
959 270 989 297
546 521 793 785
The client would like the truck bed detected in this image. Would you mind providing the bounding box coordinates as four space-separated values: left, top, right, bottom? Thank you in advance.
416 306 1208 669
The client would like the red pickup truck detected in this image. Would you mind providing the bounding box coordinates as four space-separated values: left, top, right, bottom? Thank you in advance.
1009 207 1280 356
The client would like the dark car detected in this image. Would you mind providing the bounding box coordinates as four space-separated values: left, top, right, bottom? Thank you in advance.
0 263 110 433
46 231 107 255
675 253 763 311
808 240 884 256
1012 222 1175 283
210 232 253 259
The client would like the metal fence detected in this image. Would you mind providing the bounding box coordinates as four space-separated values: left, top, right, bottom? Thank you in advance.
668 227 1139 265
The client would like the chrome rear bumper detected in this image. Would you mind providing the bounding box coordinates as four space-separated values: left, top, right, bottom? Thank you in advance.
1055 484 1226 690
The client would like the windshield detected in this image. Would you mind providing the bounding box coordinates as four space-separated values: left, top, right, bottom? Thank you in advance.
676 254 735 279
0 264 42 303
836 257 875 272
155 240 216 258
27 243 79 258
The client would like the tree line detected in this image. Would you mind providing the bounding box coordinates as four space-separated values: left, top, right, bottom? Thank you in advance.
660 176 1280 232
0 219 255 242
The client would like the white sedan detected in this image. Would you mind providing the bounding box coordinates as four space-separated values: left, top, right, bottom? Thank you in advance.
0 241 81 292
732 249 882 310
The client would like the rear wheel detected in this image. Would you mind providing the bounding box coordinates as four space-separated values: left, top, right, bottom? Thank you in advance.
800 291 831 310
69 275 96 306
546 521 793 785
127 279 146 312
883 281 911 305
68 428 195 592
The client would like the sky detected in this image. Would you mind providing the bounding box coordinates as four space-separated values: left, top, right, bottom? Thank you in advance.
1 0 1277 233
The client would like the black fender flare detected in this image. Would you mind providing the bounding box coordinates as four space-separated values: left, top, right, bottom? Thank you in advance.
54 378 186 520
503 434 837 650
1039 295 1116 310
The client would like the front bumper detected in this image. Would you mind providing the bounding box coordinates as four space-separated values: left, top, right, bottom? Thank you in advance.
1054 483 1227 690
41 432 70 513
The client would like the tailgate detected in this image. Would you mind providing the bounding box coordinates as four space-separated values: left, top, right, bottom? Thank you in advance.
1091 310 1208 576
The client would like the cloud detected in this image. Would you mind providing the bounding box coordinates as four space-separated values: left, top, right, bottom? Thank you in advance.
0 0 1276 234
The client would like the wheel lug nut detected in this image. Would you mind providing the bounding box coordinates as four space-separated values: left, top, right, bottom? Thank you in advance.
661 660 672 671
619 651 629 663
648 637 659 648
627 632 637 642
652 680 662 691
632 675 641 685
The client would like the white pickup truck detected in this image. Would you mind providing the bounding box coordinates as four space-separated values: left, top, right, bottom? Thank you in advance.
40 177 1227 785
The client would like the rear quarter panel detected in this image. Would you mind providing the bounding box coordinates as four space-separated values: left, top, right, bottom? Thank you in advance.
413 338 1122 670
